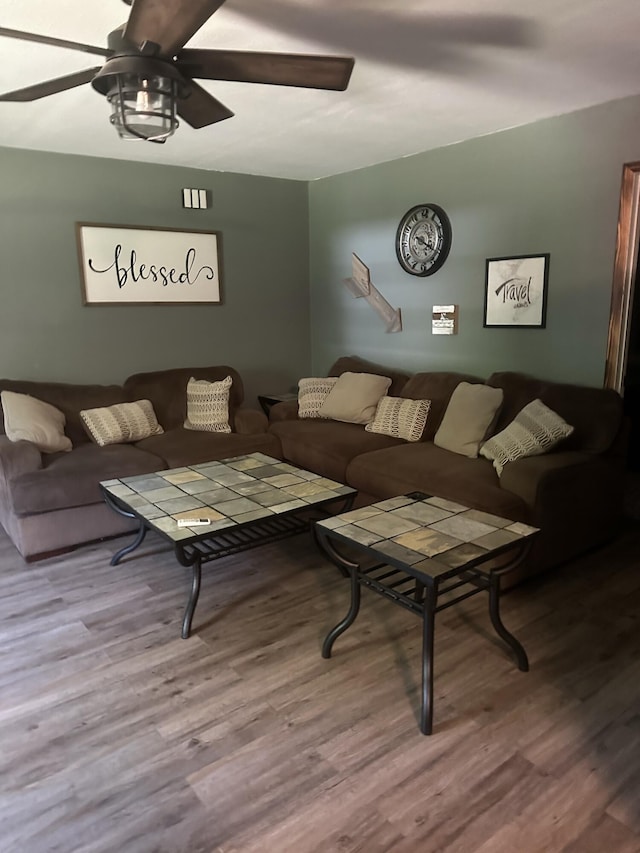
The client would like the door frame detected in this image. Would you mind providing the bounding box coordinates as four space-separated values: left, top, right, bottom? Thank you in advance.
605 161 640 392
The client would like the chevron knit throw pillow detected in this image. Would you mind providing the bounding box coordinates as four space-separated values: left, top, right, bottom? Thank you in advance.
80 400 163 447
298 377 338 418
480 398 573 475
184 375 233 433
365 396 431 442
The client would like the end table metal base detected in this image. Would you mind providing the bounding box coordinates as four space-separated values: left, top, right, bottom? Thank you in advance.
317 529 530 735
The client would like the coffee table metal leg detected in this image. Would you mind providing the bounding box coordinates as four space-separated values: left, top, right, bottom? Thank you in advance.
322 565 361 658
488 573 529 671
181 556 202 640
102 491 148 566
421 589 436 735
174 545 204 639
110 520 147 566
315 526 359 580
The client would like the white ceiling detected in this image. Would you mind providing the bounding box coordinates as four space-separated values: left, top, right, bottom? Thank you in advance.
2 0 640 180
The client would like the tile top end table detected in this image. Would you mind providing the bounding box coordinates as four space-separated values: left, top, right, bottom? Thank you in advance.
315 491 539 735
101 453 355 639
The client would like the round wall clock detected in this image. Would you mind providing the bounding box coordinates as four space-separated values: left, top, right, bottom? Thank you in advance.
395 203 452 277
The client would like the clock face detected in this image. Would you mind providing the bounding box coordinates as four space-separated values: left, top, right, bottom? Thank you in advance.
395 204 452 276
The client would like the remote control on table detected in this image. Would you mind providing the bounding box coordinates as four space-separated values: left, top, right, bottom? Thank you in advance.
177 518 211 527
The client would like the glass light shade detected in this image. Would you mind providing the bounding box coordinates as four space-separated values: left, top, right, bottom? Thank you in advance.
107 73 179 142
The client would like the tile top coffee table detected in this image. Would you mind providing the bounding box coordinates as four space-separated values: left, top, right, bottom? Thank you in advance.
315 491 539 735
101 453 355 638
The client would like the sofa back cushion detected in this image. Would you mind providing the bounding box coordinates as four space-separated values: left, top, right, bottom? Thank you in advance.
486 372 623 454
124 366 244 431
399 372 483 441
328 355 410 396
0 379 126 445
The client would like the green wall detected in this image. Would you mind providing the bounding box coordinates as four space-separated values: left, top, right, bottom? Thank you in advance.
0 147 310 404
5 92 640 405
308 93 640 387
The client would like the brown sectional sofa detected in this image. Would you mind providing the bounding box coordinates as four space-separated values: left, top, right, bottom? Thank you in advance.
268 356 626 586
0 366 281 559
0 354 626 588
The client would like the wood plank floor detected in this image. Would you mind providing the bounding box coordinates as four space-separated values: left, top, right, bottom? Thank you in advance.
0 519 639 852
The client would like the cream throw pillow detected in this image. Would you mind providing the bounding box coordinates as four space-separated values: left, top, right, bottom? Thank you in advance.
480 398 574 475
434 383 504 458
184 375 232 433
81 400 163 447
365 396 431 442
1 390 72 453
298 377 338 418
319 372 392 425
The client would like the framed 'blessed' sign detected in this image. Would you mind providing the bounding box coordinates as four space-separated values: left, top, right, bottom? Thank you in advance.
76 223 222 305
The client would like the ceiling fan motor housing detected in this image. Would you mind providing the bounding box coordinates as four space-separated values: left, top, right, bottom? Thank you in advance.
91 54 190 98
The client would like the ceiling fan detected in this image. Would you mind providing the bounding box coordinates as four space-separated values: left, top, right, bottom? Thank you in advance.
0 0 355 143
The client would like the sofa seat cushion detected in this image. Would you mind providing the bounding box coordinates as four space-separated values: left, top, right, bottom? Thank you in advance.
10 443 164 516
269 419 405 482
346 443 530 523
134 427 283 468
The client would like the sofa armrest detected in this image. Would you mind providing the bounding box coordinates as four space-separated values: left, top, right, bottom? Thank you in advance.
268 400 299 422
498 449 625 581
499 450 623 517
233 407 269 434
0 436 43 482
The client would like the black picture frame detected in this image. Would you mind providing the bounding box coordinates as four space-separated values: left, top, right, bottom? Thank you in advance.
483 253 549 328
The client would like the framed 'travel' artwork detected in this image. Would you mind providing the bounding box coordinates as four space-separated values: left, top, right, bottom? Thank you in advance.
483 253 549 328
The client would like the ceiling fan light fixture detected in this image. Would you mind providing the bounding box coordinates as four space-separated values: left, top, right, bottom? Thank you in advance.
108 73 178 142
92 55 189 143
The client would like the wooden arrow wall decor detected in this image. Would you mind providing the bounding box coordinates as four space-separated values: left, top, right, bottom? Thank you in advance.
343 253 402 333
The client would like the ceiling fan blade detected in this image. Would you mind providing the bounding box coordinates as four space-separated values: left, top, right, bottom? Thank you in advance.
0 26 110 58
125 0 227 57
179 49 354 91
228 3 536 71
0 67 101 102
177 81 234 129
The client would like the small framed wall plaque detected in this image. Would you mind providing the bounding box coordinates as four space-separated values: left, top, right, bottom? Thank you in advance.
432 304 458 335
484 254 549 328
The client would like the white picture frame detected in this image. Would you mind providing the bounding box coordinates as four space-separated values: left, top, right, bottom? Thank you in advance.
76 222 222 305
